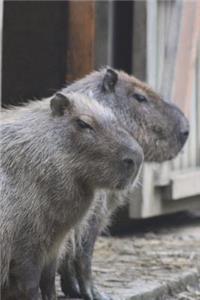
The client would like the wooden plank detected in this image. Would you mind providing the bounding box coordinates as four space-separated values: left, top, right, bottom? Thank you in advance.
156 0 165 90
197 43 200 165
141 163 163 218
171 1 200 118
66 1 95 82
146 0 158 88
162 168 200 200
188 76 197 168
159 0 182 101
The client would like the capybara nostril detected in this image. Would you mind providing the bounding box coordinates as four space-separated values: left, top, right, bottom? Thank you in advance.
180 129 189 146
122 143 144 177
123 158 135 170
121 149 143 184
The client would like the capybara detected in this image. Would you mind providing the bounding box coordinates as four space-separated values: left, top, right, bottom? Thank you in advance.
58 68 189 300
0 92 143 300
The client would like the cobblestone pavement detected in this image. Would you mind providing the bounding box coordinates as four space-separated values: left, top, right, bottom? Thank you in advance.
57 213 200 300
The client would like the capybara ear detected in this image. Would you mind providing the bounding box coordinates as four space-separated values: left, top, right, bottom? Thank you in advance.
102 68 118 92
50 93 72 116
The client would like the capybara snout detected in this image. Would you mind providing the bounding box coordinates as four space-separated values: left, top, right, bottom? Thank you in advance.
116 140 143 189
121 145 143 178
174 105 190 148
179 129 189 146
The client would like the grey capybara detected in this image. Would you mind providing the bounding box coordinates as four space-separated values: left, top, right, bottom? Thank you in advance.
58 68 190 300
0 92 143 300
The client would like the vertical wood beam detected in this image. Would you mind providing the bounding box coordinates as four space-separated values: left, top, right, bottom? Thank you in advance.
66 0 95 82
172 1 200 118
159 0 182 100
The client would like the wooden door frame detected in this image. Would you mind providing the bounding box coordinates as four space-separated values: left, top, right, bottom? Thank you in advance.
65 0 95 82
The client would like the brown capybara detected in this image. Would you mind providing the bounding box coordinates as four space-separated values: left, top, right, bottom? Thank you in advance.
58 68 189 300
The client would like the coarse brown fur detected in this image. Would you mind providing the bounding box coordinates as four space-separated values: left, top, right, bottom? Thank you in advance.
58 68 189 300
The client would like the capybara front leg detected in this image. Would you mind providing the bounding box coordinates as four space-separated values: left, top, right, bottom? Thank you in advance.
40 260 57 300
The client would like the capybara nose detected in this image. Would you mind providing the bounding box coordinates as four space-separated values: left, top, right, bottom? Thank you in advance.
180 129 189 146
122 157 135 171
122 149 143 176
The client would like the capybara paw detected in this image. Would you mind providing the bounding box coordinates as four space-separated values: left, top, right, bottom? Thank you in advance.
60 276 81 298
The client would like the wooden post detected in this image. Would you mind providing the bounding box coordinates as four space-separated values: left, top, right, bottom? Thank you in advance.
66 0 95 82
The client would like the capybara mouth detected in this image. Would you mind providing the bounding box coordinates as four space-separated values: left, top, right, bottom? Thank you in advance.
114 177 133 190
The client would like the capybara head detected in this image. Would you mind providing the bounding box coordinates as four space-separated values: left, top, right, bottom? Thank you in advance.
50 92 143 190
64 68 189 162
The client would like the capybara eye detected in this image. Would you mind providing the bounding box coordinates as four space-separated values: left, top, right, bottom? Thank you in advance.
133 93 147 103
76 119 94 130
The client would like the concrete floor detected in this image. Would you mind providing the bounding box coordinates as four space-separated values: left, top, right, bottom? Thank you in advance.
57 212 200 300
